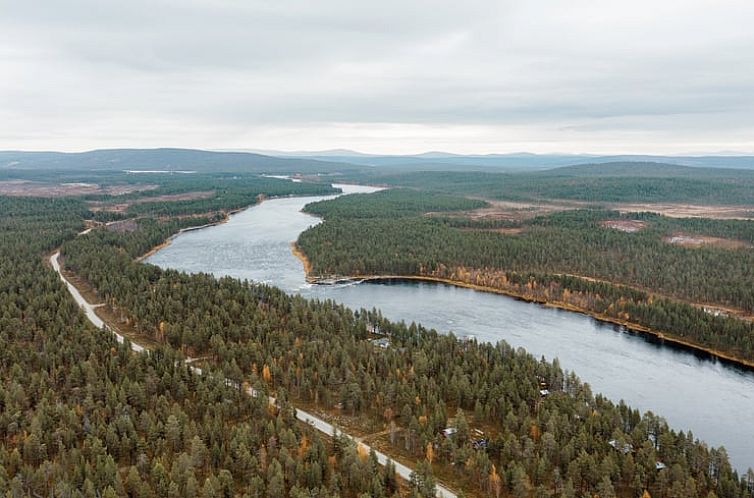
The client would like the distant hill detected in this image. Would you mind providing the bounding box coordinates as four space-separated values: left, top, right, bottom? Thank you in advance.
540 161 754 179
3 148 754 176
256 150 754 172
0 148 364 174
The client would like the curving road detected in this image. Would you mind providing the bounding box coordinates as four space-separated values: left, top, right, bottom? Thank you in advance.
51 248 456 498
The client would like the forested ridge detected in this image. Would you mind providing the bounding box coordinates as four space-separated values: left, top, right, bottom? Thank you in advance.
338 164 754 205
298 191 754 363
303 189 488 219
55 203 754 497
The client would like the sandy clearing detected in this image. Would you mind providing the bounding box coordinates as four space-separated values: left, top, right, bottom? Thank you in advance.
664 233 751 249
0 180 157 197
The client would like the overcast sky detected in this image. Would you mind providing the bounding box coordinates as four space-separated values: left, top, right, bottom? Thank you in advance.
1 0 753 154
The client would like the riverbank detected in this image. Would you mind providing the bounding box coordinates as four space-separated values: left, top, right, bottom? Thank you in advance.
305 271 754 371
136 208 247 261
291 242 313 274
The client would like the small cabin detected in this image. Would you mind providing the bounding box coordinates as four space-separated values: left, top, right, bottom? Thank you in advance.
442 427 457 438
472 438 488 450
370 337 390 349
608 439 634 455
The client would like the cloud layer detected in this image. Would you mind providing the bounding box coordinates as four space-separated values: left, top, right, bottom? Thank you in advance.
1 0 753 153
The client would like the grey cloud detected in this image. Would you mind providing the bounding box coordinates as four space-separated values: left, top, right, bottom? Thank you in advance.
0 0 753 153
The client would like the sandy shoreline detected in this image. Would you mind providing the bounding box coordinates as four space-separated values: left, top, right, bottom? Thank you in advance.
291 242 313 274
135 208 245 262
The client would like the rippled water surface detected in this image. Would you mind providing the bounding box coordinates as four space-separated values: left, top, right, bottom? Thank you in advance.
147 183 754 472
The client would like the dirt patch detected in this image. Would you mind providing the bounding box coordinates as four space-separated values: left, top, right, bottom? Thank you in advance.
442 199 566 224
87 201 130 213
609 202 754 220
131 190 215 204
106 219 139 233
470 194 754 221
0 180 157 197
460 226 526 235
103 184 158 195
88 190 215 212
663 233 750 249
600 219 647 233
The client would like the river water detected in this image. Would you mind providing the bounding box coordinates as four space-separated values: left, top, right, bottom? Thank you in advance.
147 184 754 472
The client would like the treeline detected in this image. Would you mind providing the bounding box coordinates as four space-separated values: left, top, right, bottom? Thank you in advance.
303 189 488 219
297 195 754 362
123 175 340 217
0 196 405 497
58 215 754 497
338 164 754 205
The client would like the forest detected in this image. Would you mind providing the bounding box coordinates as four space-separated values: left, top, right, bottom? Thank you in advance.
302 189 488 219
53 198 754 497
3 171 754 497
339 163 754 205
0 194 406 497
298 191 754 363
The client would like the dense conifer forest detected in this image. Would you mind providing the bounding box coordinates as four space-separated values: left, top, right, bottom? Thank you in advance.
298 191 754 363
57 205 753 497
0 191 404 497
3 172 754 497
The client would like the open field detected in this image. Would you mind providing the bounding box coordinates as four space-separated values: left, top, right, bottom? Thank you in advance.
607 202 754 220
601 219 648 232
456 198 754 223
664 233 751 249
87 189 216 212
0 179 158 196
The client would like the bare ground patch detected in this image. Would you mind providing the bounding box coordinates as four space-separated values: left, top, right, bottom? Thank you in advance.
103 184 159 195
437 199 568 224
459 226 526 235
600 219 647 233
106 219 139 233
0 180 157 197
87 190 215 212
663 233 751 249
131 190 215 204
606 202 754 220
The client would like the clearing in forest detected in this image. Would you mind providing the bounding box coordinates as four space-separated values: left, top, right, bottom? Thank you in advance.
663 233 750 249
600 219 647 233
0 179 158 197
87 190 216 212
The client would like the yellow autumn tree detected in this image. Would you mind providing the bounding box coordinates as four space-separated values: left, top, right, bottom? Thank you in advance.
489 464 501 498
426 442 434 463
262 364 272 383
357 443 368 462
530 423 540 442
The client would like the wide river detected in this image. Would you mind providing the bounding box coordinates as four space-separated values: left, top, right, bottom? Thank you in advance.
147 183 754 472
